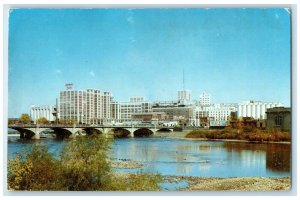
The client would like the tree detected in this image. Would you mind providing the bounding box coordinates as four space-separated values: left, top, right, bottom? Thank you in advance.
18 114 31 124
59 135 112 191
8 118 16 125
36 117 49 124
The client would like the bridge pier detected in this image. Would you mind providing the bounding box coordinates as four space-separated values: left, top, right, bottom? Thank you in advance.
32 133 40 140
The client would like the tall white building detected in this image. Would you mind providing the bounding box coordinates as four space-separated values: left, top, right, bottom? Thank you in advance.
30 105 56 123
177 90 191 105
59 87 114 124
101 92 112 120
110 100 121 123
237 100 283 119
199 92 211 106
59 90 87 123
86 89 101 124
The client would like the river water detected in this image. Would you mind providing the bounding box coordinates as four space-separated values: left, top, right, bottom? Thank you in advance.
7 135 290 178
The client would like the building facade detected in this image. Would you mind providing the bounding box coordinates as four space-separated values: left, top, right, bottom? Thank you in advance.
110 100 121 123
59 88 114 124
119 97 153 122
266 107 291 131
59 90 87 123
199 92 211 106
191 103 237 127
238 100 283 119
30 105 56 123
177 90 191 105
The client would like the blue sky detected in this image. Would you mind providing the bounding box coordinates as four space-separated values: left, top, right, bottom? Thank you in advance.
8 8 291 117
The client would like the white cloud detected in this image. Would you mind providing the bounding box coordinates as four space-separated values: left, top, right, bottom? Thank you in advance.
89 70 95 77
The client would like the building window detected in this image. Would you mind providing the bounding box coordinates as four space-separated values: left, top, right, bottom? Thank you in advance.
275 115 283 126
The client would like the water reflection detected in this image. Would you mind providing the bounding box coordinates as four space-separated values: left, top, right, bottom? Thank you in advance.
8 137 291 178
222 142 290 173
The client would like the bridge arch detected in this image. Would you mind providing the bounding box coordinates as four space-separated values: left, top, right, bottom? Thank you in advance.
83 128 103 135
11 128 36 139
113 128 131 138
133 128 154 137
157 128 172 132
51 128 74 139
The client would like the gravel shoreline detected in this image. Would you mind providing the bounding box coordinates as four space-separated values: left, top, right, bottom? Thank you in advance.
163 175 291 191
112 160 291 191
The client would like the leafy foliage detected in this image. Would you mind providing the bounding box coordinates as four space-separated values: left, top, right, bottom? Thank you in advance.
36 117 49 124
7 135 163 191
18 114 31 124
186 128 290 142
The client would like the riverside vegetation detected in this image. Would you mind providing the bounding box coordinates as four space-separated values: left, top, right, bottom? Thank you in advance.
7 135 162 191
185 127 290 142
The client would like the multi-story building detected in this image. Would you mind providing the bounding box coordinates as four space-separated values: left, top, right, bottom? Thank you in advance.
177 90 191 105
238 100 283 119
59 90 87 123
119 97 152 122
110 100 121 123
59 86 114 124
152 105 193 125
101 92 111 121
199 92 211 106
30 105 56 123
86 89 101 124
191 103 237 127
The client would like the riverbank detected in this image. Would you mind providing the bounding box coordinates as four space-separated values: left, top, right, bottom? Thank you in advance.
114 172 290 191
164 175 290 191
185 128 291 143
112 160 290 191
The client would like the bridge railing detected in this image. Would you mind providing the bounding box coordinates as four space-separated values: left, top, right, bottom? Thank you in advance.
8 123 176 129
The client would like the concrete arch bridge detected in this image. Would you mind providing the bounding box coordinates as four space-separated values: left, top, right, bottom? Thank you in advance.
8 124 174 139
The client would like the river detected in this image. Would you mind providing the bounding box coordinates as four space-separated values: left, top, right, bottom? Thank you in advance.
7 135 290 178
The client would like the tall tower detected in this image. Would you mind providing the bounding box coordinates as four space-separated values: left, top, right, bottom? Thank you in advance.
177 68 191 105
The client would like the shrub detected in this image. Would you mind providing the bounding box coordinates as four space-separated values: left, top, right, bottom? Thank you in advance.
243 125 255 133
8 145 61 191
8 135 163 191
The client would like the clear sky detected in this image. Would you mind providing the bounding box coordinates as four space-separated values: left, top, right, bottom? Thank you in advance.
8 8 291 117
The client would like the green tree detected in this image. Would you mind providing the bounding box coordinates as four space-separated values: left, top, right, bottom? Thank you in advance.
59 135 112 191
18 114 31 124
36 117 49 124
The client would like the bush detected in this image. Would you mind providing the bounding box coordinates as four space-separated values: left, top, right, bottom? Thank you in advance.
8 145 61 191
243 126 255 133
8 135 163 191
